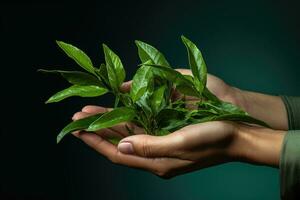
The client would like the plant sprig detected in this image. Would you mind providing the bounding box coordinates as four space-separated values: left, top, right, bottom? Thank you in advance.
39 36 269 144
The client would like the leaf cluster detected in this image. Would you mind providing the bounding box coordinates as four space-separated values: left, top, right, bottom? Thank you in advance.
39 36 269 144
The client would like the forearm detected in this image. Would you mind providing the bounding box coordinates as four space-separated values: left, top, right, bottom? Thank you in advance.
232 124 286 167
232 88 288 130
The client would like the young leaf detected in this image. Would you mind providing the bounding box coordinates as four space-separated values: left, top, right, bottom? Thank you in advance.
156 108 187 130
150 85 166 114
97 63 109 86
46 85 108 103
87 107 136 131
203 87 221 102
218 102 246 114
181 35 207 93
102 44 126 91
144 63 200 97
56 41 96 75
135 40 170 66
130 65 153 102
214 114 270 128
57 113 103 143
136 90 153 117
107 137 122 145
38 69 103 86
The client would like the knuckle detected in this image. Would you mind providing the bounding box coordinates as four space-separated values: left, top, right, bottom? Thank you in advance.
156 169 173 179
141 138 152 157
109 152 121 164
153 163 172 179
81 105 93 112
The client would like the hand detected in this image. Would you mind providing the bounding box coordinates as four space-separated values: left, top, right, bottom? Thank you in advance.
72 105 285 179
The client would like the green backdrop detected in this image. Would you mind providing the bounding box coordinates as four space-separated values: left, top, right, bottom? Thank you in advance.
2 0 300 199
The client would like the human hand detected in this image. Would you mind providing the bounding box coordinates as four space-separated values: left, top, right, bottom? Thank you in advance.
72 105 285 179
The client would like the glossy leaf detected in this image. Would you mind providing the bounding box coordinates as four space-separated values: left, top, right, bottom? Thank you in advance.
156 108 187 131
130 65 153 102
97 63 109 86
57 113 103 143
215 114 270 127
136 90 153 117
181 35 207 93
87 107 136 131
150 85 166 114
135 40 170 66
102 44 126 91
203 87 221 102
56 41 95 75
38 69 103 86
144 63 200 97
46 85 108 103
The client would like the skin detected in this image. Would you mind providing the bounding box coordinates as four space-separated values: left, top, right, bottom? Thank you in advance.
71 69 287 179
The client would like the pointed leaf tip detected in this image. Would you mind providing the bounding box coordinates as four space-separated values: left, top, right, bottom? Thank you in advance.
56 40 95 75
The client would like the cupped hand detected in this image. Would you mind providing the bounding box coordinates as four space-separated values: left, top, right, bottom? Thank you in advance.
72 105 241 179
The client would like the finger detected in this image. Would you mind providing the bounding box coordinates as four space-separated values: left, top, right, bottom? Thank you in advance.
81 105 112 113
77 131 192 178
175 68 192 75
120 80 132 92
117 133 185 158
77 132 157 171
72 111 92 121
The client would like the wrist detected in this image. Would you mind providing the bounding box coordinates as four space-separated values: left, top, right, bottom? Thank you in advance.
228 86 249 112
230 124 286 167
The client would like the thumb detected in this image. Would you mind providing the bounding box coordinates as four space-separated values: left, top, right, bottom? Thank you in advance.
117 134 183 157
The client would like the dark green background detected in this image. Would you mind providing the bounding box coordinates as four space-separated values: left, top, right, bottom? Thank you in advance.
1 0 300 199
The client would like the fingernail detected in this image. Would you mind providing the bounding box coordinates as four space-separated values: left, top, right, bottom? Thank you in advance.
118 142 134 154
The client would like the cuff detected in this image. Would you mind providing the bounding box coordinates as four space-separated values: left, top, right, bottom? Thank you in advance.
281 96 300 130
280 130 300 199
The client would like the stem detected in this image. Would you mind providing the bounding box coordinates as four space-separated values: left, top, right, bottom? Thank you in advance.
114 94 120 108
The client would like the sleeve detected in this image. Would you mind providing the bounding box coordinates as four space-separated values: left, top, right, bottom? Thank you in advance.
280 96 300 199
280 131 300 199
281 96 300 130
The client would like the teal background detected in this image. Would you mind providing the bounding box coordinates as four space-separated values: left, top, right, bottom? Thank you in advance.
1 0 300 199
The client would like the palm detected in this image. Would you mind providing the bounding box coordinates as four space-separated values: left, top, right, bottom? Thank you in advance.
73 106 236 178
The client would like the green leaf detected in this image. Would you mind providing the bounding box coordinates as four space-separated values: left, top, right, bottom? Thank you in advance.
183 74 194 82
102 44 126 91
135 40 170 66
57 113 103 143
218 102 246 114
214 114 270 127
144 63 199 97
155 129 170 136
46 85 108 103
97 63 109 86
107 137 122 145
130 65 153 102
38 69 103 86
156 108 188 131
87 107 136 131
203 87 221 102
181 35 207 93
136 90 154 117
56 41 95 75
150 85 166 114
